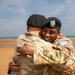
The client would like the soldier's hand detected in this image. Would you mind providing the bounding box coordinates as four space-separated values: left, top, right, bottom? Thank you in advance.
16 43 34 56
9 59 21 74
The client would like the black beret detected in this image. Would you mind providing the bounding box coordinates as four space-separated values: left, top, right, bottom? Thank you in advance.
43 17 62 28
27 14 46 27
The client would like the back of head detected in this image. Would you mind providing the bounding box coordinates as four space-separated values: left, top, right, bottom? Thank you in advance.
27 14 46 27
42 17 62 30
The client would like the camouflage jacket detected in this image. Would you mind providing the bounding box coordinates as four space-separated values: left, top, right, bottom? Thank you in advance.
10 32 48 75
9 32 74 75
34 36 75 75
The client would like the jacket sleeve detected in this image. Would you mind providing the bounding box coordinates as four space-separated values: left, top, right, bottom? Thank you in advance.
34 38 75 74
16 35 26 47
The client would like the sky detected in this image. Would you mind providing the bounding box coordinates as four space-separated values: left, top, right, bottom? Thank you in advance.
0 0 75 37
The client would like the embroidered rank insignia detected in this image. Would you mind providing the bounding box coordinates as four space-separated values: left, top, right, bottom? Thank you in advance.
50 20 55 27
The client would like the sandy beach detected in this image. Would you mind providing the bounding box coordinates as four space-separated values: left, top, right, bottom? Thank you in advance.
0 40 16 75
0 39 75 75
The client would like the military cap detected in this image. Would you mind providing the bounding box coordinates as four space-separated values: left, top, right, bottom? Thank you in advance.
27 14 46 27
42 17 62 28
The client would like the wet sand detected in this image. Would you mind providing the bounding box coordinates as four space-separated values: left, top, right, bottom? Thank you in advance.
0 39 75 75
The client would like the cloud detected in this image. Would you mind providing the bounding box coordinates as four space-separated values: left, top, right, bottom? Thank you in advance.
0 19 26 37
0 0 29 17
0 0 75 36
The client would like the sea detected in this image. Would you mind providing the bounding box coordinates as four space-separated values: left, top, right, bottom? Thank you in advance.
0 36 75 40
0 37 17 40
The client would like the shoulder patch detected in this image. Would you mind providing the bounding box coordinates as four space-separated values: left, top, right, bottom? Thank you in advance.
58 40 68 47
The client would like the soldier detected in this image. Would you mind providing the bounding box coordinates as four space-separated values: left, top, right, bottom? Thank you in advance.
8 14 47 75
34 17 75 75
9 17 75 75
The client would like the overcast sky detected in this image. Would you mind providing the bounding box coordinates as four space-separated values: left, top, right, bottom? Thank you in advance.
0 0 75 37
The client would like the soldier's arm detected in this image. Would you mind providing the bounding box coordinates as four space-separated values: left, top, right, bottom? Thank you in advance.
34 39 72 64
34 39 75 74
8 58 21 74
16 43 34 57
8 35 26 74
34 43 68 65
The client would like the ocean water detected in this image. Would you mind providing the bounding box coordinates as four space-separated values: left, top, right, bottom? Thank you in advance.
0 36 75 40
0 37 17 40
66 36 75 39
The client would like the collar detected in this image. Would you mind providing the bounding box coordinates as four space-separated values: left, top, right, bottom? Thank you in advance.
25 32 40 37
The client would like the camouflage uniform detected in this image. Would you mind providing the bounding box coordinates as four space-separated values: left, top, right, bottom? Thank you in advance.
9 32 75 75
9 32 48 75
8 14 47 75
34 36 75 75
